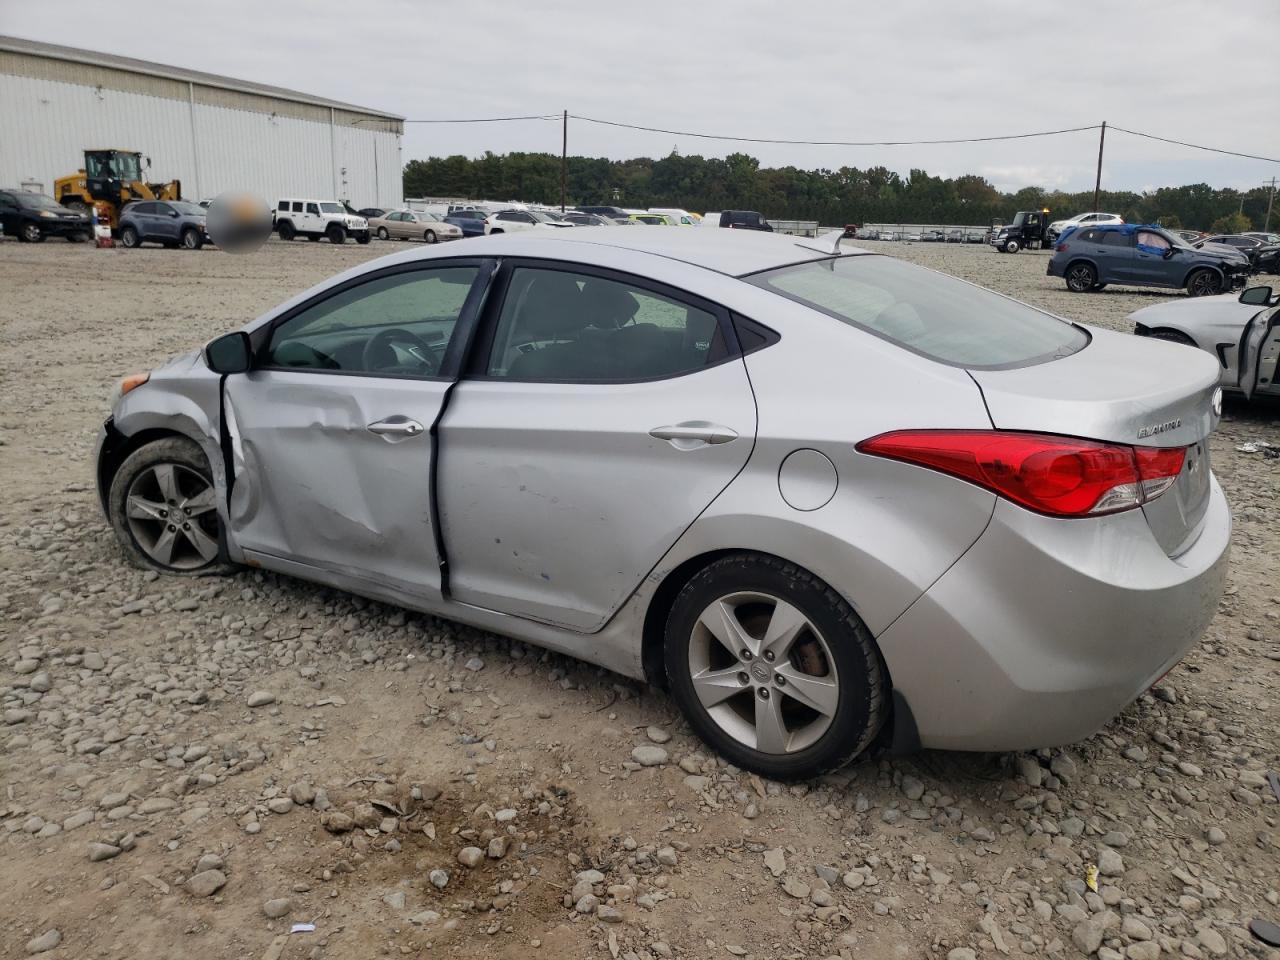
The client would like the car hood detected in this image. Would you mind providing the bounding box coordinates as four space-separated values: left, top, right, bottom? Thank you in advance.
1130 293 1262 338
1194 242 1249 262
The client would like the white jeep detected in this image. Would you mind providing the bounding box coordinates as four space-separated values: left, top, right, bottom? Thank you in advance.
274 199 371 244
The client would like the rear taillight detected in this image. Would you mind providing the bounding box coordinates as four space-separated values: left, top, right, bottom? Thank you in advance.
856 431 1186 518
1055 242 1069 252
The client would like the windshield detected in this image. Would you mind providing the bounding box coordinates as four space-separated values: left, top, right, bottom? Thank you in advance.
748 255 1087 369
170 201 206 216
17 192 66 211
319 203 345 214
1010 212 1026 227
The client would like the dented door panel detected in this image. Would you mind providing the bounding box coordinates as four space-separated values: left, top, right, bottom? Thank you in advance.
224 370 448 600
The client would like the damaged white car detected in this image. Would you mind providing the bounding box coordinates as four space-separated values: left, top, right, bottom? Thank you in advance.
96 229 1244 779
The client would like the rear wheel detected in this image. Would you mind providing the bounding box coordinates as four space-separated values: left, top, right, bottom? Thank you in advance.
108 437 233 576
1186 269 1222 297
180 227 203 250
119 226 140 248
327 225 346 244
376 226 389 240
664 554 887 780
424 229 437 244
277 220 296 241
1065 261 1097 292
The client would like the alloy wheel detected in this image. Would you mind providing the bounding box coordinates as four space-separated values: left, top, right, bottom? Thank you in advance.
1188 271 1221 297
687 591 840 754
1066 264 1095 291
22 223 42 242
124 463 220 570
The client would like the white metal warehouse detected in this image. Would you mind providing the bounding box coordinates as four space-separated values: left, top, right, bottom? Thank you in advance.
0 35 404 209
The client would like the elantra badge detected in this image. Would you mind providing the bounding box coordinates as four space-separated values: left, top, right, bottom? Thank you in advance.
1137 418 1181 439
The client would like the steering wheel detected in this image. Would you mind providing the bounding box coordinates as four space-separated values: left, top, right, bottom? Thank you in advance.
361 327 437 374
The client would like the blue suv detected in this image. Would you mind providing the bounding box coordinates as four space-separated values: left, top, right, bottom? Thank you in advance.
119 200 209 249
1048 223 1249 296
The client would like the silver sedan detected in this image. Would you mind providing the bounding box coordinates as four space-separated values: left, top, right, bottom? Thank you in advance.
95 229 1236 779
369 209 462 243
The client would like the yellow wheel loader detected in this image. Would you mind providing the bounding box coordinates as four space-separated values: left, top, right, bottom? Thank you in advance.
54 149 182 230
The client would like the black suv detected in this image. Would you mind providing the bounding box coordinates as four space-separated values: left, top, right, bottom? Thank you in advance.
0 189 91 242
719 210 773 231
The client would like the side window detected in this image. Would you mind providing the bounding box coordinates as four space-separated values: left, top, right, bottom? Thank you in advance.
265 266 479 377
519 213 536 223
486 267 727 382
1100 231 1132 247
1136 231 1171 252
497 212 516 222
1079 229 1099 243
291 202 303 213
133 202 157 215
0 192 13 210
305 203 320 216
277 201 289 212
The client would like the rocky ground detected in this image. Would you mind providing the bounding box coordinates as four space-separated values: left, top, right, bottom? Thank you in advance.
0 234 1277 960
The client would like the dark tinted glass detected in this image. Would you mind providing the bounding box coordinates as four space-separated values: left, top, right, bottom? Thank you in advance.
1099 231 1131 247
749 256 1086 369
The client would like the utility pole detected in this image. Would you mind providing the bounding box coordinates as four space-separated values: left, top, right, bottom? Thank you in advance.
1092 121 1106 213
560 109 568 213
1264 177 1275 232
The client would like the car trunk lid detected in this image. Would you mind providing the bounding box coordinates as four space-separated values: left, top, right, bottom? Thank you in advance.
969 325 1221 556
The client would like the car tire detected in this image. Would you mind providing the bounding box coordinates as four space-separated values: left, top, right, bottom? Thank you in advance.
278 221 296 241
1186 269 1222 297
21 222 44 243
327 226 346 244
376 226 389 240
181 228 204 250
107 436 235 576
663 553 888 780
119 226 140 248
356 232 371 245
424 229 437 244
489 228 503 234
1003 239 1019 253
1065 261 1097 292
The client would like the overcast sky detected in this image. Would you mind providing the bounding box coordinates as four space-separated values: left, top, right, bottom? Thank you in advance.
4 0 1277 193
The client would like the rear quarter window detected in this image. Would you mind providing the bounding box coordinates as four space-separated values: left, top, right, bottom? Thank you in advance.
747 255 1087 369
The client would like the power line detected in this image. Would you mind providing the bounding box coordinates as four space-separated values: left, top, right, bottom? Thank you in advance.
1109 125 1280 164
568 114 1101 146
402 114 560 124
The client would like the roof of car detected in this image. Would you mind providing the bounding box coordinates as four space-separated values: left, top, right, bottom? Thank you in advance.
447 227 862 276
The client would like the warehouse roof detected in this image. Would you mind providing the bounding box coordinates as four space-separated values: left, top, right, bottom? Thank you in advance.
0 34 404 121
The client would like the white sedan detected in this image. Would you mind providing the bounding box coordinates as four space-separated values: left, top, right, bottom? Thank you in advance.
485 209 575 234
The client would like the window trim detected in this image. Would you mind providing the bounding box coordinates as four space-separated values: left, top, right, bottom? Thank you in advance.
250 258 497 383
461 257 750 386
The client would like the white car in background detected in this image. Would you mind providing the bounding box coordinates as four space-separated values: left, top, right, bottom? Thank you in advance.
1048 212 1123 242
649 207 700 225
484 209 576 234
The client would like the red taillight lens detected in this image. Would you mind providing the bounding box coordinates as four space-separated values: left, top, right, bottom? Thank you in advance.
1055 242 1069 252
857 431 1186 518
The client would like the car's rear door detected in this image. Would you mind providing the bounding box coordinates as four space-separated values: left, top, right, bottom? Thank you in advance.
1097 230 1136 282
223 260 492 602
437 260 757 631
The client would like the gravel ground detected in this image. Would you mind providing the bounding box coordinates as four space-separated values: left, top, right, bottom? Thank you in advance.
1 235 1278 960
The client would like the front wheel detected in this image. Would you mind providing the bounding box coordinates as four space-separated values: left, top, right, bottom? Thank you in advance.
107 437 234 576
21 222 44 243
1002 239 1020 253
1186 269 1222 297
181 228 204 250
664 554 887 780
355 232 370 245
327 226 346 244
119 226 140 248
1065 261 1097 292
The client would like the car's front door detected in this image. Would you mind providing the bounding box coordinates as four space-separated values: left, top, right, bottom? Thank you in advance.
153 202 181 242
222 260 491 601
1238 302 1280 400
437 261 758 631
1131 229 1176 285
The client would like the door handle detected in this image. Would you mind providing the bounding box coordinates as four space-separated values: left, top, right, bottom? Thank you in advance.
649 421 738 447
367 415 425 440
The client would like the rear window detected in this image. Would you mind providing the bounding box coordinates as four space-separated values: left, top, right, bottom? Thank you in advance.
747 255 1087 369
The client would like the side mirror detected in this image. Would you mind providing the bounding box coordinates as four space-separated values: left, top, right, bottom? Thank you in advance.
169 210 179 218
1163 247 1175 259
204 331 252 374
1239 285 1273 306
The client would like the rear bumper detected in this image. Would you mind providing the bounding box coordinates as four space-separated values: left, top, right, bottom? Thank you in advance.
877 476 1230 751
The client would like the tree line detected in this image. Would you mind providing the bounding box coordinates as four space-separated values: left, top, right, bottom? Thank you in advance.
403 151 1275 233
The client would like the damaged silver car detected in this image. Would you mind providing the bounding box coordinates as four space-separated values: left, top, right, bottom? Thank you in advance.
97 229 1239 779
